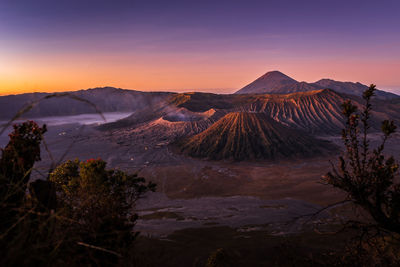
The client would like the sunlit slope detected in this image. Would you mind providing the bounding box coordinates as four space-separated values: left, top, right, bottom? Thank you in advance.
170 89 346 134
101 89 400 137
169 89 399 135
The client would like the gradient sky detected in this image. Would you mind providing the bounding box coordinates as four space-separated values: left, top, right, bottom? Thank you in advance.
0 0 399 95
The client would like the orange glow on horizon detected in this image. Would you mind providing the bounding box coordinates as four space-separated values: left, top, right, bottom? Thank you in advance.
1 51 399 96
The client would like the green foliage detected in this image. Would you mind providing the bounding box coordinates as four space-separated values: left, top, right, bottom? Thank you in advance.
0 121 156 266
325 84 400 234
49 158 156 260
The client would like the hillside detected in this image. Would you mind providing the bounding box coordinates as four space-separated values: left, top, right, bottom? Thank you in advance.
243 89 347 134
178 112 335 160
170 89 391 134
103 89 400 136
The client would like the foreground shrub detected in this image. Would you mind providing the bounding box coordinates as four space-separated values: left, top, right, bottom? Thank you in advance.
49 158 156 264
0 121 46 214
325 85 400 265
325 84 399 234
0 121 156 266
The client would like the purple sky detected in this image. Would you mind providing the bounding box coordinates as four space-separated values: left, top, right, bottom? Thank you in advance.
1 0 399 94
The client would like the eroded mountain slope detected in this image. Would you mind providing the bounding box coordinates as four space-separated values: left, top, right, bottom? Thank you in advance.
178 112 335 160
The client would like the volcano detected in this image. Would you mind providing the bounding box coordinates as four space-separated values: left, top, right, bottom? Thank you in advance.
235 71 300 94
178 112 335 160
235 71 399 99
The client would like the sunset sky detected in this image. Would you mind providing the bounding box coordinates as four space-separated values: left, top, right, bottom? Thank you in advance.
1 0 399 95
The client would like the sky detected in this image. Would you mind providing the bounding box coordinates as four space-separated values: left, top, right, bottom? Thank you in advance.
0 0 399 95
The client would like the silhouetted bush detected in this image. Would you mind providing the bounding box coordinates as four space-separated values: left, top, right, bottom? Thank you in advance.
326 84 399 234
0 121 156 266
325 84 400 265
49 158 156 264
0 121 46 208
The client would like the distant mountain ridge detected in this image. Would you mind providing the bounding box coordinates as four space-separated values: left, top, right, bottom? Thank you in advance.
0 87 172 120
236 71 399 99
1 72 398 126
3 85 397 161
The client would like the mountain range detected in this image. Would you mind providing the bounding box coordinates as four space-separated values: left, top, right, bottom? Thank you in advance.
0 87 171 120
0 71 398 121
107 88 398 133
100 88 400 160
1 71 399 161
235 71 399 99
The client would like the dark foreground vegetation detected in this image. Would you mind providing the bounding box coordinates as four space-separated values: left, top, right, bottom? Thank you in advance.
326 85 400 234
0 121 155 265
0 85 399 266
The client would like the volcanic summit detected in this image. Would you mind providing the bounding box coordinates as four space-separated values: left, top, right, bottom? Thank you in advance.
236 71 399 98
236 71 299 94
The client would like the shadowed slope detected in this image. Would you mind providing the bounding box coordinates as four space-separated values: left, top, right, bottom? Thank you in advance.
179 112 335 161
